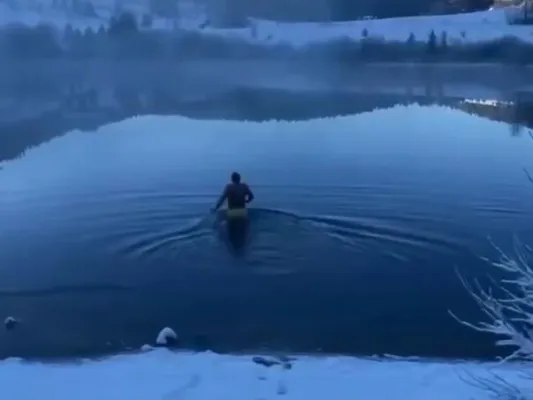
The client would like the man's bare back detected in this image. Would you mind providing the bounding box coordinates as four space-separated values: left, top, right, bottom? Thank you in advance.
211 172 254 212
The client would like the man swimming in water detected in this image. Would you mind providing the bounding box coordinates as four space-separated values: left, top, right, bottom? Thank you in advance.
211 172 254 253
211 171 254 215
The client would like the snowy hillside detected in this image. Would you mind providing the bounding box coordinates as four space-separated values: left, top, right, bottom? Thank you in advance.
247 7 533 46
0 0 207 30
1 0 533 46
0 0 107 30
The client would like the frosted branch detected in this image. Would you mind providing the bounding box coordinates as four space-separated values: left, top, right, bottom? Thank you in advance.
451 237 533 399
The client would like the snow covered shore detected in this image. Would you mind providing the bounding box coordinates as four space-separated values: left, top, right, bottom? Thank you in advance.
1 349 530 400
241 7 533 46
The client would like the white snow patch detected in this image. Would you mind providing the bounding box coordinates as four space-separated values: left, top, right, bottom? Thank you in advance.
0 349 531 400
156 327 177 346
140 344 154 352
462 98 513 106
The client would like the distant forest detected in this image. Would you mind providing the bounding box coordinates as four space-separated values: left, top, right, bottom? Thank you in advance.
2 10 533 64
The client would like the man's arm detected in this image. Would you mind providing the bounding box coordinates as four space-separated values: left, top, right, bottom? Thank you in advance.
212 185 229 212
245 184 254 204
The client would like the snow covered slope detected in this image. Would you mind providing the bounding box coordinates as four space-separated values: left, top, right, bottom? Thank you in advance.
0 0 206 30
1 349 531 400
0 1 106 30
247 7 533 46
1 0 533 46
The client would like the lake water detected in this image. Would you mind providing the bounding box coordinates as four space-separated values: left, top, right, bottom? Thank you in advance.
0 101 532 360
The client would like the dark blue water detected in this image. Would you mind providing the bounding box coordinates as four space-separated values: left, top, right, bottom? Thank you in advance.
0 104 532 359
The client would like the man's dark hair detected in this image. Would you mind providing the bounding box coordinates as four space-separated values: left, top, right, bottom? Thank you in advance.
231 172 241 183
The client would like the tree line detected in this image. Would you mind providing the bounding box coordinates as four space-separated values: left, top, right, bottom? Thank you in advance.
1 11 533 64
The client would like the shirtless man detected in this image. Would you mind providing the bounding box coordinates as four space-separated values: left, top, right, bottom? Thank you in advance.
211 172 254 217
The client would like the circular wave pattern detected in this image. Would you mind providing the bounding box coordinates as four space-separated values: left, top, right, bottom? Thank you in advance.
0 107 532 359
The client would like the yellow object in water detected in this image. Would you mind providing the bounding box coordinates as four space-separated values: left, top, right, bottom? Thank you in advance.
226 208 247 218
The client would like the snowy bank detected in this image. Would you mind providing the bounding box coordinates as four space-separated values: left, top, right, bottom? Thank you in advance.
245 7 533 46
0 2 105 31
0 349 530 400
2 2 533 47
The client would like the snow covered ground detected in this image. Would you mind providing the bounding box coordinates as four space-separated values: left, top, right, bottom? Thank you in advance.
0 1 106 30
245 8 533 46
1 0 533 46
1 348 531 400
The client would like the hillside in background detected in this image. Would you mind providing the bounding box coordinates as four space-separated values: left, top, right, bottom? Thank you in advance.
213 0 496 21
1 0 506 24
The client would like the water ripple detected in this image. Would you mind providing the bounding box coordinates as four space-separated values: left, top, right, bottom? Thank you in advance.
0 284 134 298
1 107 532 359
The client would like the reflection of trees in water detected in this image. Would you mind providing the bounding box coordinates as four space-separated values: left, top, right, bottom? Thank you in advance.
510 122 523 137
4 13 533 64
1 79 530 164
113 85 143 113
0 86 461 163
454 96 533 136
63 83 99 111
